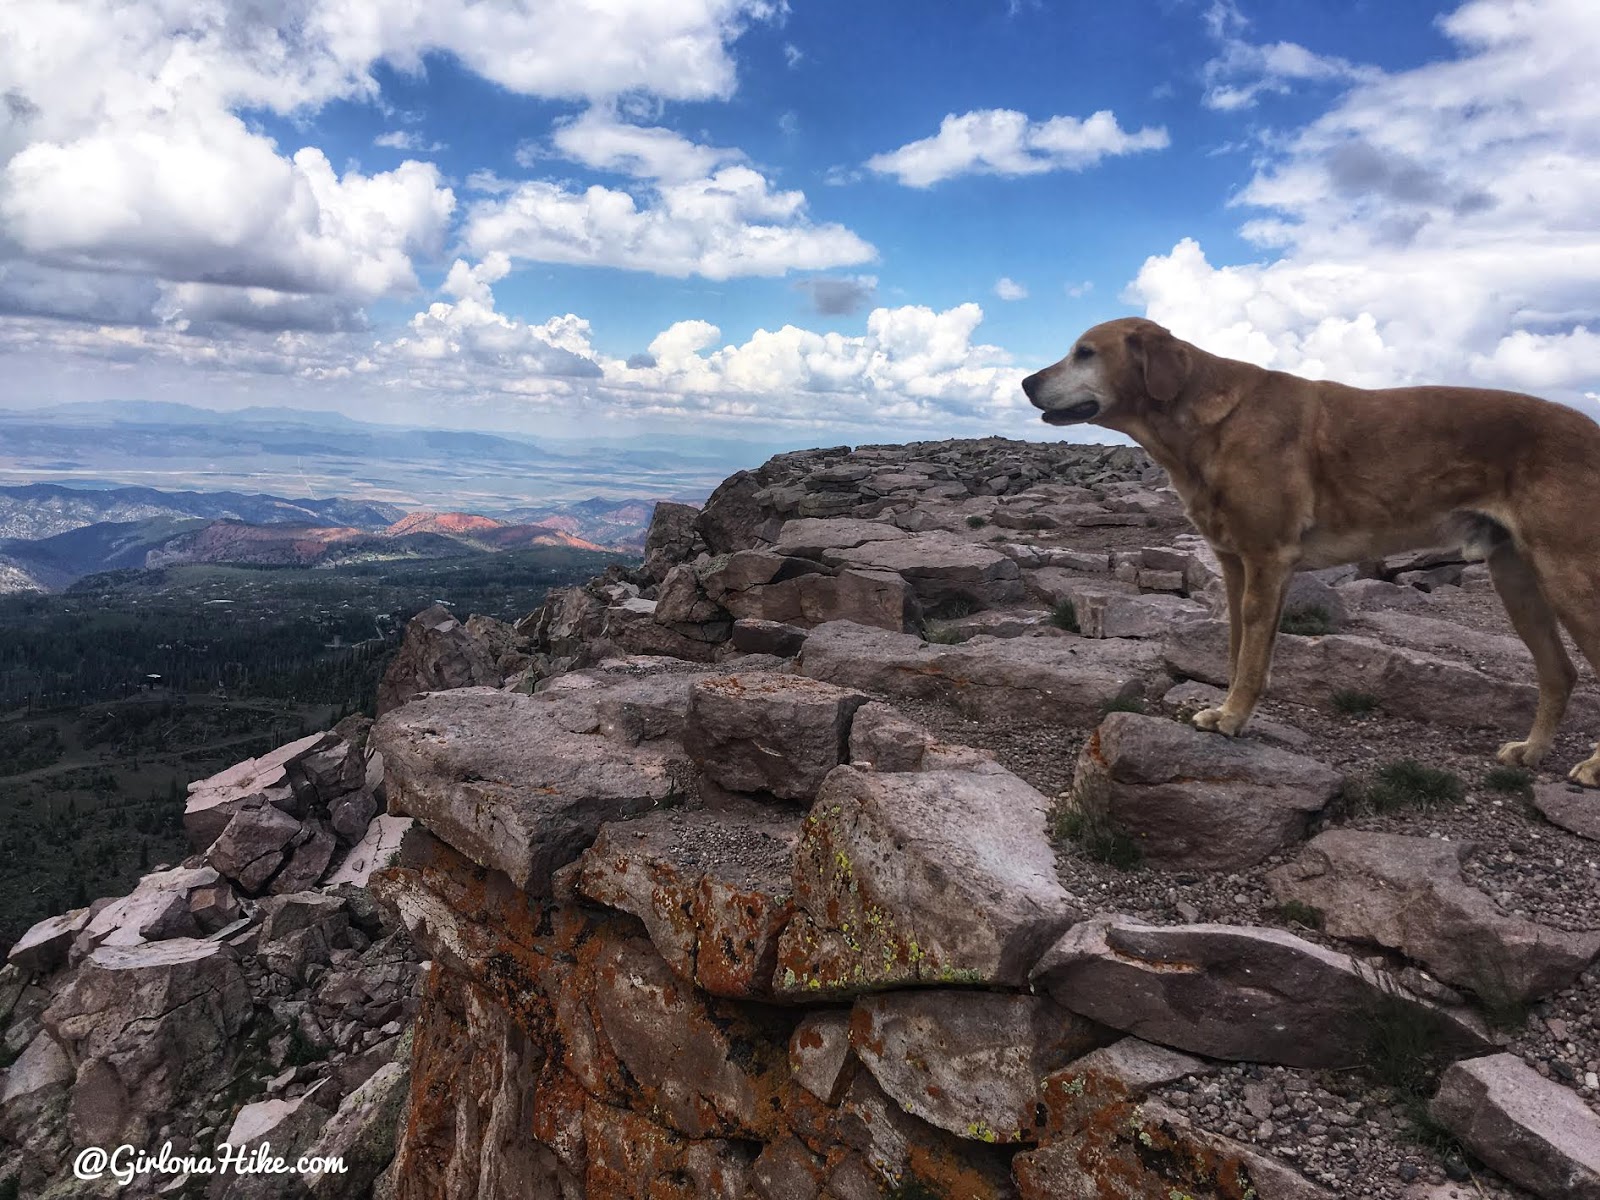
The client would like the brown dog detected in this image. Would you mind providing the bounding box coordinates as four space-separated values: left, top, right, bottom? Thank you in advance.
1022 316 1600 786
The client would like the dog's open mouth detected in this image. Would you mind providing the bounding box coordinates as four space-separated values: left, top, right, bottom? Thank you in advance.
1041 400 1100 425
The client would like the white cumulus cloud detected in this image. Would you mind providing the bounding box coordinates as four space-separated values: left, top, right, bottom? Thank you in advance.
866 108 1169 188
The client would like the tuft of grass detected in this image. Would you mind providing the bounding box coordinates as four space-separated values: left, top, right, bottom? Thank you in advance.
1357 759 1465 814
1052 802 1142 871
1280 605 1333 636
923 627 965 645
1100 695 1147 716
1360 978 1452 1098
1331 689 1380 716
1484 765 1534 795
931 594 979 620
886 1180 945 1200
965 514 988 528
1273 899 1323 930
1049 598 1080 633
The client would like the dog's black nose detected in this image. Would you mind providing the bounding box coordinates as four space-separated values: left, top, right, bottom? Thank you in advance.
1021 370 1042 402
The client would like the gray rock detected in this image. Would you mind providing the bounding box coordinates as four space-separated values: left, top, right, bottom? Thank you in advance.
846 702 1000 774
1283 572 1350 627
1268 830 1600 1003
776 765 1078 999
1070 712 1340 869
302 1060 412 1198
1431 1053 1600 1200
683 673 870 801
324 814 414 888
1164 619 1600 731
820 530 1024 610
773 517 910 559
44 938 252 1147
376 605 529 715
799 619 1162 725
576 800 800 998
1532 781 1600 841
788 1010 853 1105
1031 916 1493 1068
270 818 337 894
183 730 336 850
373 687 696 895
208 800 303 893
330 788 379 843
653 562 726 625
642 500 703 581
6 907 90 975
730 617 808 658
848 990 1107 1143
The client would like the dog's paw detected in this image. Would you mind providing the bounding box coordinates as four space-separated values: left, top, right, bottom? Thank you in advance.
1496 740 1549 768
1568 758 1600 788
1192 706 1246 736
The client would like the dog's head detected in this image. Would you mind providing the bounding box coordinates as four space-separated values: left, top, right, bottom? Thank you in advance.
1021 317 1192 429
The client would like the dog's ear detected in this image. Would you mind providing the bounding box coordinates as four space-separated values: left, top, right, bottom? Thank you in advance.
1128 325 1190 404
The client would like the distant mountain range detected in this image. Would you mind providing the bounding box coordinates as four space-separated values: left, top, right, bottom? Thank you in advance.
0 398 778 512
0 486 665 592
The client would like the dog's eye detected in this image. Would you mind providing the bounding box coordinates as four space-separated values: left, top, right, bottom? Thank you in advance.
1073 344 1094 361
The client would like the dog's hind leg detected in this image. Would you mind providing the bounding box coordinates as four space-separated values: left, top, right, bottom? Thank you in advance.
1518 542 1600 785
1487 538 1576 768
1193 554 1293 737
1216 548 1245 676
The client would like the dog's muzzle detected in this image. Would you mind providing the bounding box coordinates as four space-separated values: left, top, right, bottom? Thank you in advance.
1021 369 1100 425
1040 401 1100 425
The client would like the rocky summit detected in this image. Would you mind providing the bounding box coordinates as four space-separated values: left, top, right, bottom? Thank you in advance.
5 435 1600 1199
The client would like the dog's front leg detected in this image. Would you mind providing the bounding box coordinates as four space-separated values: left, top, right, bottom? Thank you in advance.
1193 555 1294 737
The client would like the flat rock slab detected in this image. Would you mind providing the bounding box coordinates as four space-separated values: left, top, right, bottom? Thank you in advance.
775 765 1077 1000
847 702 1001 774
1031 916 1492 1069
1072 713 1341 870
799 619 1162 725
324 814 414 888
1164 619 1600 731
183 730 336 849
773 518 909 558
79 865 223 952
849 990 1108 1144
373 687 697 895
1035 1037 1214 1139
683 673 870 801
576 801 801 998
1431 1053 1600 1200
7 906 90 975
1268 830 1600 1003
818 531 1024 608
1533 781 1600 841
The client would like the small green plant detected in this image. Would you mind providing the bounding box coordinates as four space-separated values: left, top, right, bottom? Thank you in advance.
886 1179 945 1200
1484 765 1534 795
965 514 987 528
1100 695 1147 716
1331 689 1380 715
931 594 979 619
1360 976 1451 1098
1049 598 1080 633
286 1025 327 1067
1274 900 1323 929
1052 795 1142 871
1463 951 1531 1032
0 1173 19 1200
1358 759 1464 814
923 627 965 645
1280 605 1333 636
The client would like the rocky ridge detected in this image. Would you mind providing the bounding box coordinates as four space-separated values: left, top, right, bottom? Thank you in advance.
5 435 1600 1199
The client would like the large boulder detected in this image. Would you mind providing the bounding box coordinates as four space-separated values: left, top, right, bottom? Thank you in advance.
75 864 224 952
575 801 801 998
775 765 1078 999
374 687 697 895
705 550 920 633
183 729 337 849
207 800 304 893
848 990 1108 1144
1431 1054 1600 1200
376 604 530 715
1070 713 1342 870
302 1060 412 1198
1267 830 1600 1003
642 500 703 581
799 620 1162 724
1031 917 1492 1068
1532 781 1600 842
43 938 251 1146
817 531 1024 611
682 673 870 801
6 907 90 976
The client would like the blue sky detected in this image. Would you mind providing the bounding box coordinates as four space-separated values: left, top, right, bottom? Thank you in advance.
1 0 1597 448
